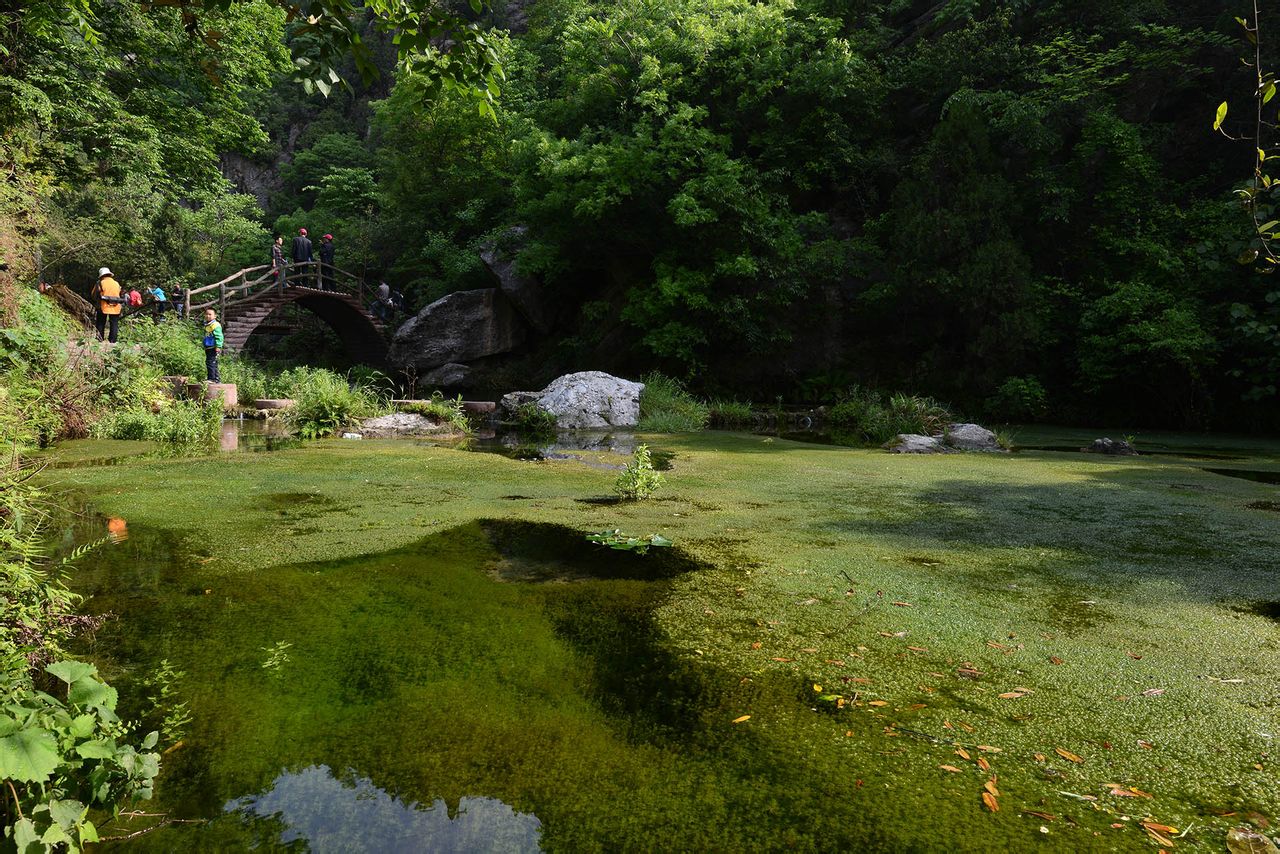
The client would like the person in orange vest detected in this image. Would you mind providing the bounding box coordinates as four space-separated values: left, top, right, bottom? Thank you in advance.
90 267 123 343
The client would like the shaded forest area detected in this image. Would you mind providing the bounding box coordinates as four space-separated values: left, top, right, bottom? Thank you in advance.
2 0 1276 428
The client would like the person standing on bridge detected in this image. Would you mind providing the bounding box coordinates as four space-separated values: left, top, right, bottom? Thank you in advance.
319 233 336 291
90 267 122 343
271 235 287 289
291 227 313 287
202 308 224 382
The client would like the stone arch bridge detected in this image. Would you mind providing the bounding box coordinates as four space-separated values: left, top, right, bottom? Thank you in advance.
187 263 387 365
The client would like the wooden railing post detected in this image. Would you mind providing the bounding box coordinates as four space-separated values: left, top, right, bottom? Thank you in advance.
219 280 226 319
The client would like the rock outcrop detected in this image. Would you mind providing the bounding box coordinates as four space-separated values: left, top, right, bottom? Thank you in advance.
945 423 1002 452
359 413 464 438
887 423 1006 454
389 289 527 373
500 371 644 429
1085 437 1139 456
422 362 471 388
888 434 949 454
480 227 553 334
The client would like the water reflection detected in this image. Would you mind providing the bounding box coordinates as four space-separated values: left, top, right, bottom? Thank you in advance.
106 516 128 543
225 765 542 853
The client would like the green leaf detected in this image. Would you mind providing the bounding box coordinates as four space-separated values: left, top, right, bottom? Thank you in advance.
68 714 95 738
12 818 40 852
1266 83 1277 105
48 798 86 830
1215 101 1228 131
1258 221 1280 233
0 729 60 782
80 820 100 845
68 676 116 712
46 660 96 685
142 730 159 750
75 739 117 759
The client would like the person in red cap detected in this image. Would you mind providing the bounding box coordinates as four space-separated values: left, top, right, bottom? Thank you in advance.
291 227 314 287
319 233 335 291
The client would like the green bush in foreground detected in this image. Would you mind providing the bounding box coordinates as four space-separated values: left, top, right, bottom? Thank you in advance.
615 444 664 500
639 373 709 432
399 393 471 433
829 388 955 446
1 470 160 852
92 400 222 446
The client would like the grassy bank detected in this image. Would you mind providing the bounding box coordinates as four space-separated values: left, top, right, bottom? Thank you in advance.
43 432 1280 851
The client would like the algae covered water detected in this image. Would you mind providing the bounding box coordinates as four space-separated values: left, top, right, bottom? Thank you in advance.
60 510 861 851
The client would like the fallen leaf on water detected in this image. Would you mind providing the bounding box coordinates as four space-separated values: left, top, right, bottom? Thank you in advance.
878 631 908 638
986 641 1009 650
892 601 913 607
977 745 1003 753
868 700 888 707
825 659 845 665
1141 822 1178 835
1226 827 1280 854
845 730 853 737
1126 651 1143 660
957 721 976 733
943 720 954 730
977 757 991 772
1110 787 1153 799
908 703 928 710
750 642 762 649
1055 747 1084 763
1137 740 1154 749
1034 753 1047 762
1059 791 1098 802
906 645 929 652
802 647 818 653
955 747 972 761
1111 823 1125 829
1024 811 1056 821
939 764 963 773
1049 656 1064 665
771 657 794 662
1141 688 1166 697
982 791 1000 812
732 715 751 724
984 778 1001 798
999 691 1029 699
1144 826 1174 846
850 677 872 685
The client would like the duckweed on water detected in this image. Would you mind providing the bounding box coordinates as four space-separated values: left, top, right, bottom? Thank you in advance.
43 431 1280 851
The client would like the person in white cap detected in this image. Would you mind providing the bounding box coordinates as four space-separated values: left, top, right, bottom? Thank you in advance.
90 267 123 343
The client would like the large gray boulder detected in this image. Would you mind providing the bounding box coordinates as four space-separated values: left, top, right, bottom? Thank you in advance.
888 434 949 454
944 423 1002 452
501 371 644 429
390 289 527 373
1085 437 1138 456
422 362 470 388
480 227 552 333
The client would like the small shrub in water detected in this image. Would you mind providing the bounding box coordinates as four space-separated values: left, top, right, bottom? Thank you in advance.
708 398 754 427
399 392 470 433
829 387 955 446
615 444 664 500
92 399 222 447
286 370 387 439
639 372 708 432
512 401 557 436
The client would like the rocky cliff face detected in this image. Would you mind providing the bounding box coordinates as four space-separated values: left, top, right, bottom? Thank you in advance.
220 152 282 212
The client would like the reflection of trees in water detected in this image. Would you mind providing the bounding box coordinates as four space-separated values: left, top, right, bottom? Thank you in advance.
225 764 542 853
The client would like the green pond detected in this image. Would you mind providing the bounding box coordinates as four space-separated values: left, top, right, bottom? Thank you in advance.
40 427 1280 851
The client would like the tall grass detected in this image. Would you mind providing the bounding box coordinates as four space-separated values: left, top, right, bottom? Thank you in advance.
285 370 389 439
828 387 955 446
92 399 223 446
638 372 709 432
708 398 754 427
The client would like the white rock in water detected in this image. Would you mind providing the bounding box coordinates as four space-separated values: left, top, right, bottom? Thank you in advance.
341 432 364 440
888 434 947 454
501 371 645 429
943 423 1003 452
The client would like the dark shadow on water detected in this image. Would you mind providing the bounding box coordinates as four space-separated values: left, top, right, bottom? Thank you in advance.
1204 468 1280 485
1247 500 1280 512
481 519 697 583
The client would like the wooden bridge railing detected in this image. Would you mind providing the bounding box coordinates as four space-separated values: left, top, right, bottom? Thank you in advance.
185 262 368 318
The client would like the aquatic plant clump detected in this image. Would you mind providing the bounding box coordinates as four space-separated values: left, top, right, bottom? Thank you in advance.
615 444 664 500
585 529 673 554
91 399 222 447
638 373 709 432
399 393 471 433
829 387 955 446
285 370 388 439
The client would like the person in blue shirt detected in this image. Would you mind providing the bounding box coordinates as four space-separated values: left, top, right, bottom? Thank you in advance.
149 284 168 320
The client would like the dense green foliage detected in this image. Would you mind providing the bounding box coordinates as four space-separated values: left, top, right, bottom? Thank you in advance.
398 393 472 433
828 388 956 446
1 473 160 852
285 369 388 438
